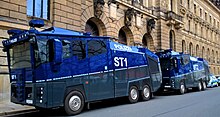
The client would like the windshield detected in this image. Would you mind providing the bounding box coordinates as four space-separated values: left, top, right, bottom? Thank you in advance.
34 39 48 66
160 58 174 71
9 42 31 69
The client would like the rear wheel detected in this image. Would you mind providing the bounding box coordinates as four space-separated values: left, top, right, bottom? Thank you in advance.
141 85 151 101
202 81 206 91
197 81 202 91
128 86 139 103
64 91 84 115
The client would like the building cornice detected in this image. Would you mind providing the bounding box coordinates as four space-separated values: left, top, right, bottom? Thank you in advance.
206 0 220 15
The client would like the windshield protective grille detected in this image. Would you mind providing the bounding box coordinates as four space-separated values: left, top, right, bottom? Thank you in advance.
10 42 31 69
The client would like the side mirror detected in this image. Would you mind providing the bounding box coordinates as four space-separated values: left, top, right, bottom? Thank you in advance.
48 39 63 72
53 39 63 65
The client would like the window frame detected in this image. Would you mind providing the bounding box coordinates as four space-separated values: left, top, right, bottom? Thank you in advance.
27 0 50 20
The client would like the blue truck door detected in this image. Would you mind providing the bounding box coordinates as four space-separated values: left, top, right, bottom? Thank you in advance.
87 40 114 101
112 50 129 97
148 57 161 91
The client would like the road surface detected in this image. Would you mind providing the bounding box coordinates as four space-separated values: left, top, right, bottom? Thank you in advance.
6 87 220 117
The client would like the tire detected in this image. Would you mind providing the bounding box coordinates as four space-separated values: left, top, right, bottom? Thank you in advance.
197 81 202 91
141 85 151 101
202 81 206 91
64 91 85 115
128 86 139 103
178 82 185 95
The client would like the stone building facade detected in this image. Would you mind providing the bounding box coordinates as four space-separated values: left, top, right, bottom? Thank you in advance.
0 0 219 102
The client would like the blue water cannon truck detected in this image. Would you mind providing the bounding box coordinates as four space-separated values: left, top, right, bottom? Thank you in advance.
156 49 209 94
2 20 162 115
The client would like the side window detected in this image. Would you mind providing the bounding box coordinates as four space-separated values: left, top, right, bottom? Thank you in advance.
180 57 184 65
62 40 71 58
88 40 107 57
35 39 48 66
72 40 86 60
173 57 178 68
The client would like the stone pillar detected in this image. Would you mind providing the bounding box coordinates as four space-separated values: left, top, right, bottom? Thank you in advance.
0 29 10 103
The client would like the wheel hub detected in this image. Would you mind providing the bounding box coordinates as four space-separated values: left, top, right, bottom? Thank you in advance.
69 96 81 111
143 88 150 98
131 89 138 100
180 84 185 93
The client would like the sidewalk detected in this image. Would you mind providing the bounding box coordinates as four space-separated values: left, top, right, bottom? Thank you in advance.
0 101 35 116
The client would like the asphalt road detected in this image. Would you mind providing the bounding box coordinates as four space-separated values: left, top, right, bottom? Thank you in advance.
6 87 220 117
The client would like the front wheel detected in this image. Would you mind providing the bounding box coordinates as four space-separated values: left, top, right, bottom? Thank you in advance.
178 82 185 95
128 86 139 103
64 91 85 115
141 85 151 101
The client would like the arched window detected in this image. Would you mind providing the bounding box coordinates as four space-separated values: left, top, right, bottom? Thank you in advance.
212 50 214 63
118 29 127 45
214 67 216 74
169 30 175 50
189 42 193 56
85 20 99 36
142 34 154 51
182 40 186 53
202 47 205 58
207 48 210 62
196 45 199 57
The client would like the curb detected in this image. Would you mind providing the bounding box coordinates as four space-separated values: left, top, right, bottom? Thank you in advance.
0 108 36 116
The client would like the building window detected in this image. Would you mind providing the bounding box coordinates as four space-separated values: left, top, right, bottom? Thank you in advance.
200 8 202 17
169 30 175 50
188 0 190 9
194 4 196 14
196 45 199 57
207 48 210 62
206 29 208 38
214 19 216 27
201 27 203 37
85 20 99 36
195 24 197 35
118 29 127 45
202 47 205 58
210 15 212 24
182 40 186 53
218 22 219 28
205 12 207 20
189 42 193 56
188 20 191 32
27 0 50 19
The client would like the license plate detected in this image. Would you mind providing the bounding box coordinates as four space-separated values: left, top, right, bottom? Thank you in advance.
164 85 171 88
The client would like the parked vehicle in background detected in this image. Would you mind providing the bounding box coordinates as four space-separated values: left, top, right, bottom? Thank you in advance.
197 58 210 89
207 74 218 88
214 75 220 85
156 49 209 94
